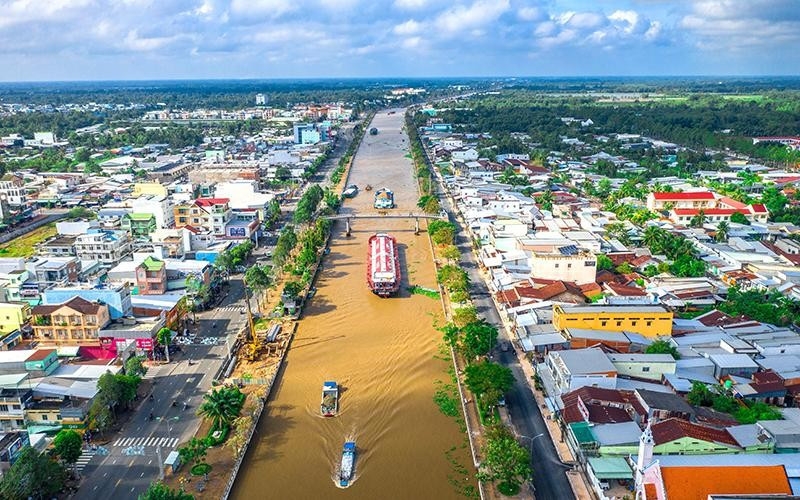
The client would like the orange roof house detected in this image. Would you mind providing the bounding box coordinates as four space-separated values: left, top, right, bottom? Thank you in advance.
656 465 791 500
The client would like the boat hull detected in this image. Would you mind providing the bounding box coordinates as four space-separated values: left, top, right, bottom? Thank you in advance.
339 441 356 488
366 233 400 297
321 381 339 417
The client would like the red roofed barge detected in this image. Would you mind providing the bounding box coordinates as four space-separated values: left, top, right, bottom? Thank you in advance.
367 233 401 297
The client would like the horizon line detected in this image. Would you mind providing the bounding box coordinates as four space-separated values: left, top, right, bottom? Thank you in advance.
1 75 800 86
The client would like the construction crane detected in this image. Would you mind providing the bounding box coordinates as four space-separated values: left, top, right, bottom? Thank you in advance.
243 286 259 361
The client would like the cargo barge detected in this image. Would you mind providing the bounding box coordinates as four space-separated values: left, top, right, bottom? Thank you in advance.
366 233 400 297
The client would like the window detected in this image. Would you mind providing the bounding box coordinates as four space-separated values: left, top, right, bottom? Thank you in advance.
0 405 8 412
554 263 559 268
567 263 572 269
41 415 48 421
646 321 652 327
616 321 622 327
601 321 607 327
631 321 637 327
585 261 595 267
642 367 650 372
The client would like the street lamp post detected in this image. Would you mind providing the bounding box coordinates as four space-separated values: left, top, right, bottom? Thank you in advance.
517 432 545 457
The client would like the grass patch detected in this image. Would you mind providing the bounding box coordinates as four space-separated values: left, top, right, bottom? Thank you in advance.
409 284 440 299
434 379 460 418
497 481 520 496
0 223 57 257
191 463 212 476
676 307 713 319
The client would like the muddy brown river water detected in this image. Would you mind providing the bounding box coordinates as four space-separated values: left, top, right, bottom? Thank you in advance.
231 110 471 499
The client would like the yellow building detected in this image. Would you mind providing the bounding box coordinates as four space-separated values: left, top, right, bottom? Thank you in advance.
132 182 168 198
553 304 673 338
0 302 31 337
30 297 111 346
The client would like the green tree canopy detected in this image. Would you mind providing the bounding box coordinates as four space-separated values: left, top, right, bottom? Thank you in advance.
0 446 67 500
460 320 499 359
596 254 614 272
478 425 532 496
125 356 147 377
464 361 515 409
645 339 681 360
197 386 245 430
53 430 83 469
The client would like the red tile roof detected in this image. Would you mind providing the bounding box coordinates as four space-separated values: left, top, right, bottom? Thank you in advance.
660 465 791 500
26 349 56 362
750 370 786 394
718 196 748 210
195 197 230 207
651 418 738 447
652 191 715 200
32 296 104 316
751 203 768 213
605 282 647 297
673 208 746 216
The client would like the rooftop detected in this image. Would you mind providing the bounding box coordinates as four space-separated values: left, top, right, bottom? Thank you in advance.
659 465 791 500
557 304 669 315
652 191 715 200
651 417 738 447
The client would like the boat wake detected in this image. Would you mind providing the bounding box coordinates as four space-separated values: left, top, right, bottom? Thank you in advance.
331 430 359 489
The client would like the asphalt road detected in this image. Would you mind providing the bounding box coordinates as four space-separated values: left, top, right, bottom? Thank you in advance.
428 152 574 500
74 278 249 500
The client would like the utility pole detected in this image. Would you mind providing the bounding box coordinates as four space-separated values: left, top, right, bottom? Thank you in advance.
156 445 164 480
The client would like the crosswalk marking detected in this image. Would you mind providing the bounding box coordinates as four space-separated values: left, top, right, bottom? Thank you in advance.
112 437 179 448
215 305 243 312
75 450 95 472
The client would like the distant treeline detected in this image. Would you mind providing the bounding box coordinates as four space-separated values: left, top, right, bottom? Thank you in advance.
432 89 800 165
0 77 480 109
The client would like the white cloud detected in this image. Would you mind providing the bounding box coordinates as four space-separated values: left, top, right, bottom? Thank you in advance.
680 0 800 51
123 30 179 52
231 0 295 17
434 0 510 35
393 19 422 36
608 10 639 33
393 0 429 10
518 6 543 21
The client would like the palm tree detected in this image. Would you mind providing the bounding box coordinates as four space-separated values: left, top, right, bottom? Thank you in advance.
690 210 707 228
715 221 730 242
197 386 243 430
643 226 665 250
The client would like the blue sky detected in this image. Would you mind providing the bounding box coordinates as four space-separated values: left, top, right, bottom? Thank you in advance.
0 0 798 81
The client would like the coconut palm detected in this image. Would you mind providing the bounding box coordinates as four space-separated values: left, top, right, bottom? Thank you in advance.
715 221 730 242
197 386 244 430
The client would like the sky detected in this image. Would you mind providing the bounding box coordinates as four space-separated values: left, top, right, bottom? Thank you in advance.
0 0 799 81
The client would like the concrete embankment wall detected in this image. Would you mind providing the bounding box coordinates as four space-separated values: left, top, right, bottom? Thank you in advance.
220 323 297 500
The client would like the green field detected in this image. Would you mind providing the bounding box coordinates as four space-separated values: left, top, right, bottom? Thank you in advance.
0 223 58 257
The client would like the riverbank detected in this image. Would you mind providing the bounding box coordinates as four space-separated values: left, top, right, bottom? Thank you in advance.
229 108 470 499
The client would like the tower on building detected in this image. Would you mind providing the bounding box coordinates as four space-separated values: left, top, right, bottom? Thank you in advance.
635 421 655 496
255 93 267 106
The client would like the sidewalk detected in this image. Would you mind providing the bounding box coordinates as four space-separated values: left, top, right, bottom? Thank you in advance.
506 319 595 500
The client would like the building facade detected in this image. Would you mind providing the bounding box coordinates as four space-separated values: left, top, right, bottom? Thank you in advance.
31 297 111 346
553 305 673 338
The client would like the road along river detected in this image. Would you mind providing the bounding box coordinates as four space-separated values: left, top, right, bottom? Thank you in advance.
231 110 474 499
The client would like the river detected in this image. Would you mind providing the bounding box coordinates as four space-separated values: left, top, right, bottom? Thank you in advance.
231 110 473 499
